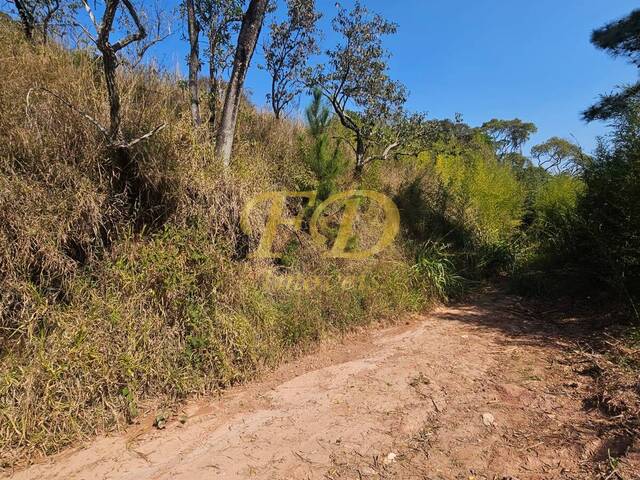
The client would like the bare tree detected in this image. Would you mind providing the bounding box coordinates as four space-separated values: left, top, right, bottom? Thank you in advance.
308 1 407 176
261 0 320 119
215 0 268 167
194 0 244 132
77 0 168 146
186 0 202 126
8 0 67 43
40 0 61 42
93 0 145 143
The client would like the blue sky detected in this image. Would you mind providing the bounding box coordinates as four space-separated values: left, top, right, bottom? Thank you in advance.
151 0 639 154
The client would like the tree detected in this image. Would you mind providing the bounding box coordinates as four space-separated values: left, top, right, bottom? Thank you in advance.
194 0 244 132
531 137 591 175
186 0 202 126
69 0 168 200
8 0 68 43
481 118 537 159
81 0 148 143
262 0 320 119
308 1 407 177
305 89 346 199
579 103 640 314
592 9 640 67
583 9 640 122
215 0 269 167
583 83 640 122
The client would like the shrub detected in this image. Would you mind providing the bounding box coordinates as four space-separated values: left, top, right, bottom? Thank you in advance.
412 241 463 300
433 133 525 244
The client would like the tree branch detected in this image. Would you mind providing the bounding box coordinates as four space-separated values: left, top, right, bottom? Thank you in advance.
111 0 146 51
364 141 400 165
29 86 110 140
118 123 167 148
80 0 99 32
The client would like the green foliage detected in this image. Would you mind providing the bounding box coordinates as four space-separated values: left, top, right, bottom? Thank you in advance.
469 239 522 278
262 0 321 118
307 0 407 174
584 83 640 123
579 108 640 311
304 89 347 199
481 118 538 158
584 9 640 121
511 106 640 315
395 134 527 282
434 135 525 244
412 241 463 300
531 137 591 175
530 174 584 238
591 9 640 66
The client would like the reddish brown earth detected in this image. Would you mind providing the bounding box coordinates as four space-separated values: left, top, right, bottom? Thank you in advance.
6 292 639 479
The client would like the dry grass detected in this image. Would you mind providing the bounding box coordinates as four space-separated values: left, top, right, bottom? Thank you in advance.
0 17 431 467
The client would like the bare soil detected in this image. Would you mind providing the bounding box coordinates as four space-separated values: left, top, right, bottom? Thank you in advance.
6 291 640 479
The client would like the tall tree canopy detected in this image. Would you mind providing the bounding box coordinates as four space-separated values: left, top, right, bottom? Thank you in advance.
531 137 591 175
592 9 640 66
583 9 640 122
481 118 537 158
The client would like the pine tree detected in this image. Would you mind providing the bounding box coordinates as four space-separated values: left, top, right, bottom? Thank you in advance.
305 89 346 200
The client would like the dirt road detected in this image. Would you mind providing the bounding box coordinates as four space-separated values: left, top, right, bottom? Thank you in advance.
8 292 636 479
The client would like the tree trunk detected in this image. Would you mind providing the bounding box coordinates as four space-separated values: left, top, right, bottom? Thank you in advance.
14 0 34 41
208 39 218 133
186 0 201 126
271 94 282 120
42 19 50 44
271 71 281 119
101 49 122 143
354 135 366 177
215 0 269 167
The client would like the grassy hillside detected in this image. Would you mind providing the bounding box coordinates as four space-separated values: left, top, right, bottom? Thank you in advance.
0 17 430 465
3 9 637 467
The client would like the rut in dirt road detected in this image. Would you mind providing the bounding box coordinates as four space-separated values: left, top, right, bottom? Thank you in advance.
7 292 629 479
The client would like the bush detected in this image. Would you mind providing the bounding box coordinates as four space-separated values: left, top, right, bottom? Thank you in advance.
433 133 525 244
579 109 640 312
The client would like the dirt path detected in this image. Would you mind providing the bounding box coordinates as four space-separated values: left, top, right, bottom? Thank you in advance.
8 292 635 479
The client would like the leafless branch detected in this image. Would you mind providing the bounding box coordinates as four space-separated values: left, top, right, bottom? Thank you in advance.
118 123 167 148
72 19 97 44
364 141 400 165
28 86 110 140
111 0 146 51
81 0 99 32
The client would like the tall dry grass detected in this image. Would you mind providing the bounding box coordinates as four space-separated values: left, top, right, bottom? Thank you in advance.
0 17 429 467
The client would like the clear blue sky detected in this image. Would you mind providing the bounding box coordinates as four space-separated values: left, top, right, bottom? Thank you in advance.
152 0 639 154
